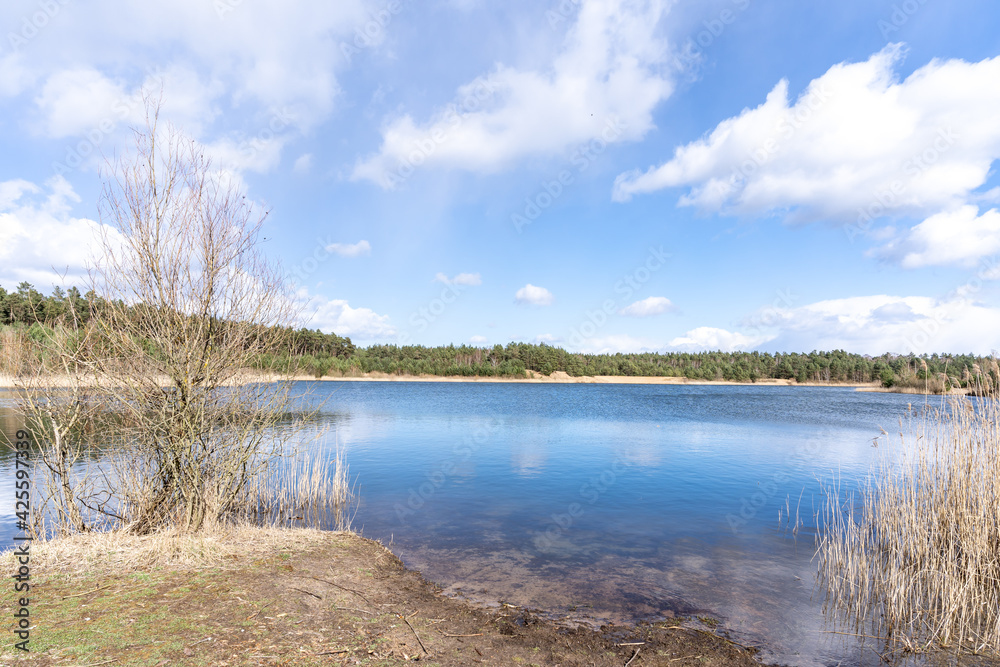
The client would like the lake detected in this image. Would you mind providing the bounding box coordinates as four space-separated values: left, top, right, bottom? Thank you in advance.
0 382 934 665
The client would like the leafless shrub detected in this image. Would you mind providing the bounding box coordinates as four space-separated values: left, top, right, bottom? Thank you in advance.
13 99 352 536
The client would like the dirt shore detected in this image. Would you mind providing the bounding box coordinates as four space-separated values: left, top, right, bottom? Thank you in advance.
1 528 762 666
0 371 877 390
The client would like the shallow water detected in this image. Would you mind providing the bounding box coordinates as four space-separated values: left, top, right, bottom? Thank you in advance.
299 381 931 666
0 382 945 665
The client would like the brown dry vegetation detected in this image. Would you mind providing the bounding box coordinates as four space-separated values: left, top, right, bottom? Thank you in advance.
818 394 1000 658
1 529 762 667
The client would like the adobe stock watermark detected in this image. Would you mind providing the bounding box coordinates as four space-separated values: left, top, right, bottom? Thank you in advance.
5 0 70 54
379 76 502 190
899 254 1000 354
718 82 831 199
534 452 632 550
726 431 827 534
218 107 296 175
878 0 930 40
287 234 347 288
51 68 166 177
339 0 411 63
741 288 796 341
512 116 627 233
675 0 752 71
397 275 480 345
567 245 670 348
846 127 958 243
393 418 501 522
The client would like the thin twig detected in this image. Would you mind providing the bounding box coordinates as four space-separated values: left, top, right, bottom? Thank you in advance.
401 614 429 654
290 587 322 600
247 597 276 621
334 606 375 616
440 632 484 637
61 584 112 599
624 647 640 666
301 574 371 603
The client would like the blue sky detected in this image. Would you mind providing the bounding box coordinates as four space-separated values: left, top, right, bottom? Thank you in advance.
2 0 1000 355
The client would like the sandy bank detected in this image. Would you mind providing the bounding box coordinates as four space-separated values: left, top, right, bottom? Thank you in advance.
0 371 879 390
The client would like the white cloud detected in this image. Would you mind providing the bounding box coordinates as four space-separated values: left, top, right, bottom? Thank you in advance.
570 334 660 354
515 284 554 306
874 205 1000 268
0 53 34 98
352 0 674 187
299 291 395 339
0 176 122 289
619 295 675 316
761 293 1000 355
34 68 129 139
293 153 313 174
534 333 560 344
326 240 372 257
667 327 771 352
469 335 488 344
434 272 482 286
7 1 378 181
613 45 1000 248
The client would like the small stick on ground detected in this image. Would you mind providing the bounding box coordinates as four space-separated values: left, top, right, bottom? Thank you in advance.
334 606 375 616
62 584 112 599
440 632 484 637
400 614 429 654
303 574 372 604
290 587 322 599
624 647 640 666
247 598 277 621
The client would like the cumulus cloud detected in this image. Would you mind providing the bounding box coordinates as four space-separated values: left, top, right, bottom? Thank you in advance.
619 295 675 316
299 291 395 339
515 284 554 306
0 176 122 289
293 153 313 174
352 0 673 187
874 205 1000 268
5 1 379 181
667 327 771 352
434 272 482 286
469 335 488 344
570 334 660 354
325 240 372 257
761 293 1000 356
612 45 1000 268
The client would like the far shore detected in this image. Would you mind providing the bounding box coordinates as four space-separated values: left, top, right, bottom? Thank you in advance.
3 371 970 395
0 370 880 390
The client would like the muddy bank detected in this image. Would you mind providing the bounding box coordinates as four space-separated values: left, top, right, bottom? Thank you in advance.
1 528 762 666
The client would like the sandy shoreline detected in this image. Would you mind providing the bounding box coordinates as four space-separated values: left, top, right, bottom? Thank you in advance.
0 371 879 390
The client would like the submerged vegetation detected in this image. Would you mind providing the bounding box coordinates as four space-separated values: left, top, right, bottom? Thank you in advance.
818 390 1000 656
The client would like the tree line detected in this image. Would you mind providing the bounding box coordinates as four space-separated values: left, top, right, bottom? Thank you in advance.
3 280 996 390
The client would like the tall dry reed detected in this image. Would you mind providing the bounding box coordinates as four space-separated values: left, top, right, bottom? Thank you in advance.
817 395 1000 655
236 446 356 531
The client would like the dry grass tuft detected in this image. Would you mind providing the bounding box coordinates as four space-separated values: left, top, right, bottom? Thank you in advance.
818 394 1000 655
0 525 341 577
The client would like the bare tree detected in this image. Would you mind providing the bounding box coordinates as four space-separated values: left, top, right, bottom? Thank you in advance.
16 101 309 534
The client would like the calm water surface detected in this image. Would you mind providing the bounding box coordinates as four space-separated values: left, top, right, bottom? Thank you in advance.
302 381 929 666
1 382 937 665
